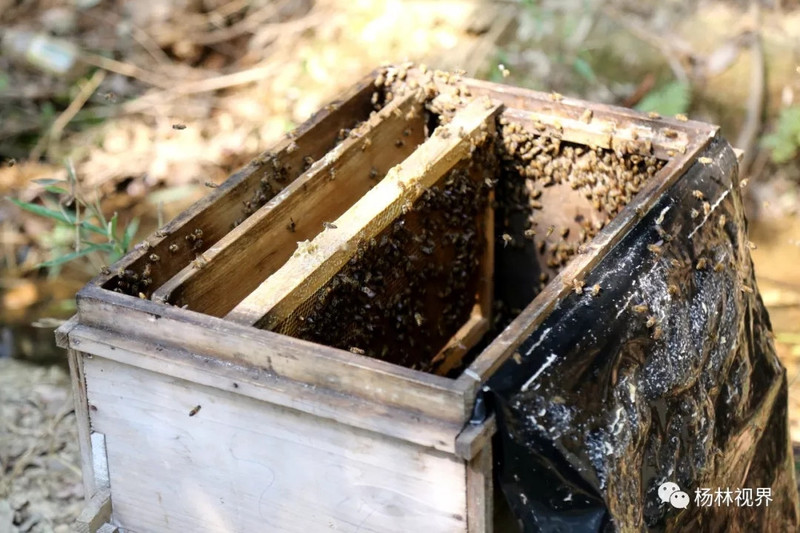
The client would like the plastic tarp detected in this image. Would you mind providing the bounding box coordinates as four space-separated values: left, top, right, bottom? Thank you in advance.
484 136 800 532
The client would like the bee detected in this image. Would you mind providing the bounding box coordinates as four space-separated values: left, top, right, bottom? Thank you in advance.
696 257 708 270
323 221 337 230
692 190 705 200
194 228 203 238
546 225 555 237
287 217 296 232
189 405 201 417
169 243 179 253
395 139 405 148
675 113 689 122
560 227 570 238
349 347 366 355
204 181 218 188
633 304 649 314
702 202 711 216
741 284 754 294
192 256 207 269
414 312 424 327
698 157 712 165
103 92 116 102
101 266 111 275
590 284 601 296
550 92 564 102
142 263 152 277
746 240 757 250
647 243 662 255
369 167 379 179
646 316 657 328
138 292 147 299
149 253 160 262
362 138 372 151
653 326 663 340
512 352 523 365
663 128 679 139
524 228 537 238
498 64 510 78
667 283 679 297
5 157 16 167
572 279 585 294
172 123 187 130
739 178 749 189
718 215 726 227
647 111 661 119
580 109 593 123
713 261 725 272
501 233 513 247
287 141 298 154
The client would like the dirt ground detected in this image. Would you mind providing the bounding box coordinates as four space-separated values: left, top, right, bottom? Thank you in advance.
1 0 800 529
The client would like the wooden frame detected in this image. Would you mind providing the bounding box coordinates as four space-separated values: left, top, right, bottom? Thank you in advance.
58 67 722 532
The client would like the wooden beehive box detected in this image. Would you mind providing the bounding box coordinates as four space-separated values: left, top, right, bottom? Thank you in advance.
56 65 726 533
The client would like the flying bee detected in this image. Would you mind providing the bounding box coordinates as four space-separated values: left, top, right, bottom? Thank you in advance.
502 233 513 248
692 190 705 200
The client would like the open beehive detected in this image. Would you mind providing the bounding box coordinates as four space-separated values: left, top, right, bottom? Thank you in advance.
57 65 724 533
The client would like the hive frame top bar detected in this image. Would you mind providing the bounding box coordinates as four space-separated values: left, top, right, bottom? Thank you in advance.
71 66 720 431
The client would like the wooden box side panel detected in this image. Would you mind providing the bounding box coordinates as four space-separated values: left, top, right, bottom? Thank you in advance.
83 356 469 533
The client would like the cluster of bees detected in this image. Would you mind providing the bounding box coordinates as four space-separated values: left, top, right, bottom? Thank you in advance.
496 121 665 282
280 155 492 371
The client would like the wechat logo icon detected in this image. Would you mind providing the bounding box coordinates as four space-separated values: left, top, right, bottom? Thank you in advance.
659 481 690 509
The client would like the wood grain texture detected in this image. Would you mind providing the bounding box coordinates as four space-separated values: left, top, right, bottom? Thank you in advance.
70 324 463 453
226 98 503 330
68 349 96 499
84 356 469 533
75 490 111 533
466 443 493 533
77 286 472 424
152 92 425 316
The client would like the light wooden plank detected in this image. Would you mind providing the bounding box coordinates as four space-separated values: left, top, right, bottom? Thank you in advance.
85 356 469 533
77 286 472 424
69 324 463 453
466 443 493 533
54 314 78 348
68 349 96 500
226 97 503 329
75 490 111 533
152 92 425 316
455 414 497 461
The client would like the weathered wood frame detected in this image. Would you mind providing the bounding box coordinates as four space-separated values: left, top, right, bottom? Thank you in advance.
57 68 720 532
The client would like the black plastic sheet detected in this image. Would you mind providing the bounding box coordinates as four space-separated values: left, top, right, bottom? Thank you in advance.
484 137 800 531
